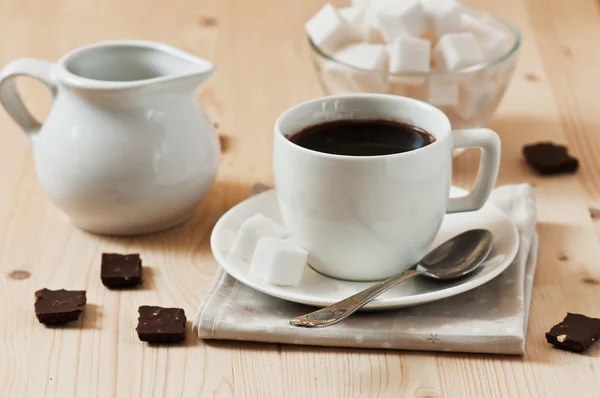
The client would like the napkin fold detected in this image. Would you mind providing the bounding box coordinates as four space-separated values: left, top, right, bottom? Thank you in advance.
194 184 537 355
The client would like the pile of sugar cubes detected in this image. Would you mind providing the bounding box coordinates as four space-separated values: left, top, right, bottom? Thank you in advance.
305 0 513 120
230 213 307 287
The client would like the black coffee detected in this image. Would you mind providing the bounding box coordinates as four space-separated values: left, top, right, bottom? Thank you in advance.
288 119 435 156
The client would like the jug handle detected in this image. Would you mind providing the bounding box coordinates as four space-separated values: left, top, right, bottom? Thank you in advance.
0 58 57 134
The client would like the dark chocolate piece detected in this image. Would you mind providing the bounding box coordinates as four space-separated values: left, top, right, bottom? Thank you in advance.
545 313 600 353
523 142 579 175
34 289 87 325
136 306 186 343
101 253 142 288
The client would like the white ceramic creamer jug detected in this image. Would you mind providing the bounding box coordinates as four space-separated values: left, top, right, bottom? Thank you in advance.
0 41 220 235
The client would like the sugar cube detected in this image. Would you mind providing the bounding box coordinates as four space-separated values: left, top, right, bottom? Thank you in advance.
374 0 426 42
230 213 289 261
388 81 427 100
339 5 365 27
333 43 389 92
250 238 308 286
461 13 510 60
427 75 459 106
389 36 430 75
453 79 498 119
305 3 362 55
424 0 463 36
360 10 386 43
433 32 484 71
420 0 442 14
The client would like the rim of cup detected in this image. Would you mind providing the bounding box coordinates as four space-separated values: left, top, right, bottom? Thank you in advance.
275 93 452 161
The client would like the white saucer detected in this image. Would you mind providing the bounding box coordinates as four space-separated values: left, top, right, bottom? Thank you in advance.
210 187 519 310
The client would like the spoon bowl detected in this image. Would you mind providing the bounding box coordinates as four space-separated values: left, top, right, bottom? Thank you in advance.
417 229 493 280
290 229 494 328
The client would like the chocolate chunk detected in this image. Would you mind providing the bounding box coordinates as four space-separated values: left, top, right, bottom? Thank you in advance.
546 313 600 353
136 306 186 343
101 253 142 288
34 289 86 325
523 142 579 175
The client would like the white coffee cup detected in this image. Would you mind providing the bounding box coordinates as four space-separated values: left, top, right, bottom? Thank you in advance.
274 94 500 281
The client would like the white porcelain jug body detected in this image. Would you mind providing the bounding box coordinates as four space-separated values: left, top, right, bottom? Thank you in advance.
0 41 220 235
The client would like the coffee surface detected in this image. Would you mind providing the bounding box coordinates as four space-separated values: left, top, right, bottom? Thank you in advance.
288 119 435 156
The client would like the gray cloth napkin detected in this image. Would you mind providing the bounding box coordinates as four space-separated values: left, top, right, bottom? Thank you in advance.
194 184 537 354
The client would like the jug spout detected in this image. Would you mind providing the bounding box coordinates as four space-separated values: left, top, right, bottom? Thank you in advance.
148 42 215 86
55 40 215 91
142 42 215 87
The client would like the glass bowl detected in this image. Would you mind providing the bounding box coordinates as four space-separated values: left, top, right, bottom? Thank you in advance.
309 7 521 130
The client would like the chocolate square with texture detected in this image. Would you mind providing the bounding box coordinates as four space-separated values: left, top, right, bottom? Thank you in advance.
34 289 87 325
101 253 142 288
546 313 600 353
136 306 186 343
523 142 579 175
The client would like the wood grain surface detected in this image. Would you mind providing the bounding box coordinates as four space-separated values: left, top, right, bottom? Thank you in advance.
1 0 599 396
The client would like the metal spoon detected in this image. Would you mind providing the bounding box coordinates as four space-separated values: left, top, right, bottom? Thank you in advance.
289 229 493 328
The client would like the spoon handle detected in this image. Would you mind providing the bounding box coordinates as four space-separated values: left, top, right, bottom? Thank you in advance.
289 270 422 328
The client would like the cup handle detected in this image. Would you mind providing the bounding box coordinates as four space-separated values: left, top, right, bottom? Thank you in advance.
447 128 501 213
0 58 57 135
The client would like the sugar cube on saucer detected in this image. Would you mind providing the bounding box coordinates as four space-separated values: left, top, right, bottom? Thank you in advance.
230 213 289 261
305 3 362 54
374 0 426 42
250 237 308 286
433 32 484 71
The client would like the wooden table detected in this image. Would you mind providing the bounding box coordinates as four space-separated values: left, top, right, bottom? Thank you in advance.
1 0 599 396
